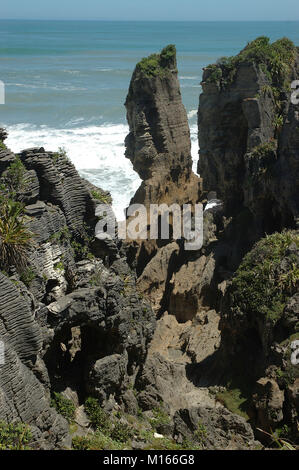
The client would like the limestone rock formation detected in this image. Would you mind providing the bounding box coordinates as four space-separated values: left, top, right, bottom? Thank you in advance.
124 39 299 448
123 49 228 436
219 231 299 442
137 311 221 415
194 38 299 447
198 37 299 233
0 36 298 450
123 46 260 448
124 46 216 320
20 147 95 233
0 271 71 449
125 45 201 209
0 134 155 448
173 406 258 450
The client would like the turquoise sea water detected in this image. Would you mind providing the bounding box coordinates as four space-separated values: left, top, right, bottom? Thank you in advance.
0 20 299 218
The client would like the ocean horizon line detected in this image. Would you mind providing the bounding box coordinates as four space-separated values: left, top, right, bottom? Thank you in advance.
0 19 299 23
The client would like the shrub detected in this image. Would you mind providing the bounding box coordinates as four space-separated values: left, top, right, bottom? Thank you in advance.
88 269 103 286
71 223 95 261
0 421 32 450
71 239 93 260
205 64 223 84
136 44 176 77
248 139 278 179
273 114 284 135
72 435 92 450
250 139 277 159
150 405 170 430
84 397 111 435
20 267 36 287
51 392 76 423
73 431 125 450
160 44 176 65
54 261 64 272
229 231 299 324
205 36 296 90
110 422 133 443
49 226 70 243
0 199 34 272
194 421 208 445
0 157 28 198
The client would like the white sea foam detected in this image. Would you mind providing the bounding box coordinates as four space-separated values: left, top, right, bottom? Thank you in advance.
190 123 199 174
62 70 81 75
179 76 198 80
5 121 199 220
5 123 139 221
188 109 197 119
7 83 87 92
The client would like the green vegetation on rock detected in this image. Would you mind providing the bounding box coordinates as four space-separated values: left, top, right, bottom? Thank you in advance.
88 268 103 286
71 404 207 451
216 388 250 421
150 405 171 430
247 139 278 179
0 157 28 199
20 267 36 287
0 421 32 450
250 139 277 160
0 199 34 272
194 421 208 445
54 260 65 272
48 225 70 243
136 44 177 78
51 392 76 423
90 189 111 204
205 36 296 90
110 422 133 443
0 157 34 272
52 146 69 164
84 397 111 434
72 431 127 451
229 231 299 324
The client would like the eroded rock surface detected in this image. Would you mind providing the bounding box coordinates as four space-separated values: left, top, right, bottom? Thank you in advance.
0 136 155 448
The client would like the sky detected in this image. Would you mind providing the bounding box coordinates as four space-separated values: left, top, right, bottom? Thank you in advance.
0 0 299 21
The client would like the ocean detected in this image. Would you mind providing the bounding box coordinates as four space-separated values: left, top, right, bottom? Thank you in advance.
0 20 299 219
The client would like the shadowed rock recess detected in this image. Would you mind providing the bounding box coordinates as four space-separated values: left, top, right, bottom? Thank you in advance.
0 39 298 450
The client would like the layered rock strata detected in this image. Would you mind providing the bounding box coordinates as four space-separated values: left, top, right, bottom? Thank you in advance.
0 133 155 448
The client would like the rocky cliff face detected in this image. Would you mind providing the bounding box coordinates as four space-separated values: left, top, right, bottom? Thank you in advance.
197 37 299 444
124 39 299 448
0 36 298 451
198 37 299 234
124 46 217 321
122 46 260 449
0 132 155 449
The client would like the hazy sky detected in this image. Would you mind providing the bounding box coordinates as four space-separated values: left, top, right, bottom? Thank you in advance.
0 0 299 21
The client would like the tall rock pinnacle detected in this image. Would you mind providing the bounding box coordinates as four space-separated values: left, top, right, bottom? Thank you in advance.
125 45 201 208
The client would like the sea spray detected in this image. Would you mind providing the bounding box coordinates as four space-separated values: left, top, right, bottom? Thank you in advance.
6 121 199 220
